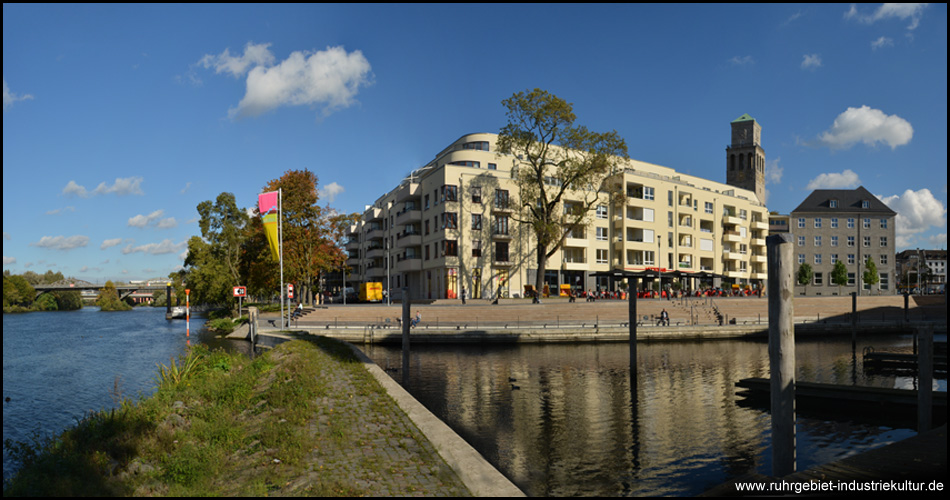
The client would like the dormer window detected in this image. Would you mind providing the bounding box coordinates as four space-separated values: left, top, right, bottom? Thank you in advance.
829 199 838 208
861 200 870 209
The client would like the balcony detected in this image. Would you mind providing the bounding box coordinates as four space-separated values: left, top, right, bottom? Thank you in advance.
723 213 742 226
395 257 422 273
723 250 742 261
395 182 420 203
365 228 385 241
395 208 421 225
723 231 742 244
365 207 383 222
395 233 422 248
751 219 769 231
366 247 385 260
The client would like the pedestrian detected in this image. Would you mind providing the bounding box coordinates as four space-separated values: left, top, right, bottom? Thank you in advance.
461 286 467 305
659 308 670 326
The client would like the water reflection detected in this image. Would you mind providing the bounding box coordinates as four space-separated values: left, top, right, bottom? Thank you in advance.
364 336 927 497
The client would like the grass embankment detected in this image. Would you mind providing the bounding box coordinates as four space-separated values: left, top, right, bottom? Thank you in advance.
3 338 437 496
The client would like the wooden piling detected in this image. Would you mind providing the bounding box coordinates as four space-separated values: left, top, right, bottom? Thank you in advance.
767 233 796 477
918 323 934 433
402 287 410 387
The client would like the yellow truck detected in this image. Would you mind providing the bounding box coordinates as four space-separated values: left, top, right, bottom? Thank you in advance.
359 282 383 302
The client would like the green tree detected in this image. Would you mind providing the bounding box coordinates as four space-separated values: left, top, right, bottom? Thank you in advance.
797 263 813 295
181 235 232 307
831 259 849 296
96 281 132 311
3 274 36 309
50 290 83 311
34 292 59 311
197 192 249 287
496 88 629 296
863 256 879 293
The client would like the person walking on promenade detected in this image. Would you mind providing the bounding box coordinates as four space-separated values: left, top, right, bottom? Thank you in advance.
461 287 467 305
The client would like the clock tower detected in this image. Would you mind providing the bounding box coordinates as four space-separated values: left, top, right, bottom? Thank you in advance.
726 114 765 204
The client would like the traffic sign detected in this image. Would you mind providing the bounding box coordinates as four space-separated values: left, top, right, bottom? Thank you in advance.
233 286 247 297
287 283 294 299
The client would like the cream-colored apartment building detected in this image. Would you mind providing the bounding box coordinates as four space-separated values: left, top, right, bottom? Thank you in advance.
345 117 769 300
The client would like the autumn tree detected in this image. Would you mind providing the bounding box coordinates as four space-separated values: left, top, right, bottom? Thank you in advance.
495 88 628 297
259 170 351 305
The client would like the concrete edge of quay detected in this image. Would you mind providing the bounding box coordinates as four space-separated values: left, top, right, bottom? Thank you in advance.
344 341 526 498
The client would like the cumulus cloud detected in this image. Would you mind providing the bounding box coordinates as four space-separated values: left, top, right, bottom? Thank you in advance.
30 235 90 251
63 177 145 197
202 44 373 119
806 169 862 190
845 4 928 30
3 79 34 111
46 206 76 216
871 36 894 50
121 239 188 255
817 106 913 150
128 209 175 229
801 54 822 70
765 158 784 185
878 189 947 248
319 182 345 203
729 55 754 66
3 256 15 265
101 238 124 250
198 42 276 78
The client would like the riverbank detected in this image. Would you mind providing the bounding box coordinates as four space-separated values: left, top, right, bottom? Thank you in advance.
2 338 477 496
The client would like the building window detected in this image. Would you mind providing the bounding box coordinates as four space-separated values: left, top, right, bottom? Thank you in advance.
449 160 480 168
488 163 497 170
705 202 713 214
863 218 870 229
596 227 608 241
596 205 608 219
798 218 805 228
815 236 822 247
880 273 889 290
880 236 887 247
862 200 870 209
831 236 838 247
848 272 856 286
814 273 823 285
799 254 805 264
880 219 888 229
815 254 822 265
668 191 674 207
472 214 481 230
495 241 509 262
830 200 838 208
424 220 430 235
831 254 838 264
880 254 887 265
596 249 608 264
462 141 489 151
831 218 838 228
493 215 509 236
798 236 805 247
740 209 747 220
425 245 430 261
847 236 855 247
472 240 481 257
471 187 481 204
643 187 654 201
443 212 458 230
814 218 822 228
424 195 430 211
443 240 458 257
848 254 855 265
494 190 509 210
863 236 870 247
848 218 855 229
442 185 458 202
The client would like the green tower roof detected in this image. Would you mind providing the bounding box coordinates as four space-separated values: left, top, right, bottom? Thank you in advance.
732 113 755 123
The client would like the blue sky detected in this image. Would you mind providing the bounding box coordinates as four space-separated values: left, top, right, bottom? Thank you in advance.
3 4 947 282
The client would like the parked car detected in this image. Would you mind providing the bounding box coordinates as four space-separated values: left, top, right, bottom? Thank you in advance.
333 287 357 303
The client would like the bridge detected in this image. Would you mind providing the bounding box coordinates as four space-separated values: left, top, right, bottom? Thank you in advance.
32 279 171 300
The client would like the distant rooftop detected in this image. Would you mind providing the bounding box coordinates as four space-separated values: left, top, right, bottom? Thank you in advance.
731 113 755 123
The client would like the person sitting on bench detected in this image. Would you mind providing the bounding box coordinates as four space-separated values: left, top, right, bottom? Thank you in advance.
658 308 670 326
410 312 422 328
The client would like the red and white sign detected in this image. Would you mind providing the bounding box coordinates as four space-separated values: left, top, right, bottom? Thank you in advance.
233 286 246 297
287 283 294 299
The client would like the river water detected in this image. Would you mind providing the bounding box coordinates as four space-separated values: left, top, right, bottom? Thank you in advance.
363 334 945 497
3 308 943 495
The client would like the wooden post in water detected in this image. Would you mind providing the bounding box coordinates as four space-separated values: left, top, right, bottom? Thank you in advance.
767 233 796 477
166 282 172 317
402 287 410 387
917 323 933 433
628 280 638 386
851 292 857 351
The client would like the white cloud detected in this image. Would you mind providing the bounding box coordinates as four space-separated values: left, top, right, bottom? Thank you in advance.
817 106 913 150
871 36 894 50
729 55 755 66
3 256 15 265
122 239 187 255
156 217 178 229
30 235 90 251
765 158 784 185
63 177 145 197
845 4 928 30
46 206 76 216
319 182 345 203
878 189 947 248
227 45 373 119
101 238 124 250
128 210 165 228
198 42 276 78
806 169 862 190
180 182 192 194
801 54 822 70
3 79 34 111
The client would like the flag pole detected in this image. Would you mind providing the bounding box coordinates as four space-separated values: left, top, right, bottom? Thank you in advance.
279 188 285 329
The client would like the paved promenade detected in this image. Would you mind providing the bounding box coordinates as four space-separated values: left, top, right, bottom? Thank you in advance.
275 294 945 330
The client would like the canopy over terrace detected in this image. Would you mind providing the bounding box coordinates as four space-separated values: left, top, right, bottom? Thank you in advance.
590 269 724 292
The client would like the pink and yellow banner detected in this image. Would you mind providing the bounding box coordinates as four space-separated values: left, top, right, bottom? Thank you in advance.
258 191 279 216
262 212 280 261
